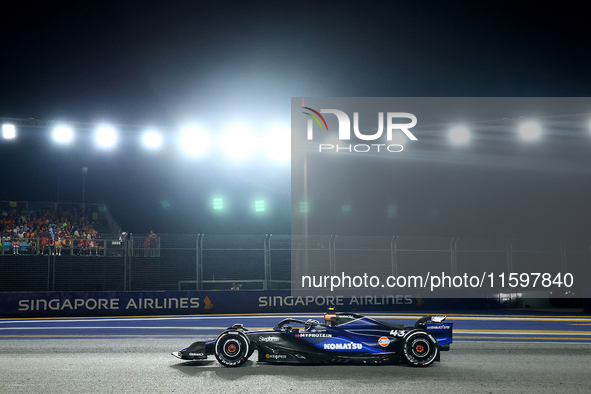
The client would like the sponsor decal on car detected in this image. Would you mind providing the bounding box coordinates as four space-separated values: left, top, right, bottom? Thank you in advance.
378 337 390 347
259 336 280 342
265 354 287 359
428 324 451 330
337 315 358 319
323 342 363 350
390 329 407 337
296 333 333 338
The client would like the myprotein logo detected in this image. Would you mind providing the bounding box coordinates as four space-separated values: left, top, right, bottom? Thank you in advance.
302 105 417 153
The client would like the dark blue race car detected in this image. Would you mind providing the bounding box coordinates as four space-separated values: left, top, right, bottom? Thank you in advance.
172 309 453 367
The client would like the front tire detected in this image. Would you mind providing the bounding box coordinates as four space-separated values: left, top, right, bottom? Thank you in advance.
214 330 251 367
402 330 438 367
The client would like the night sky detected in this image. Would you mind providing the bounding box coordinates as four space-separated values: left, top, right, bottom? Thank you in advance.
1 1 591 237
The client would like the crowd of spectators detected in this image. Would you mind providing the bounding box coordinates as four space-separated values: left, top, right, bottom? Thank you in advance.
0 206 102 256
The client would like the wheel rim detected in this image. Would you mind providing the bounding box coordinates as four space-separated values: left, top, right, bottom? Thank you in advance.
411 338 431 359
215 331 251 367
222 338 242 358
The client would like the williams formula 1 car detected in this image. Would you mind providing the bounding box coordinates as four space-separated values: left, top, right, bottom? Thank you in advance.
172 309 453 367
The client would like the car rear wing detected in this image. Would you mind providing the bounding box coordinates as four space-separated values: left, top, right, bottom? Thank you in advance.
414 315 446 327
415 315 453 348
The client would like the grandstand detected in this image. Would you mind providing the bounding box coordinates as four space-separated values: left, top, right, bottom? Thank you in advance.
0 200 118 256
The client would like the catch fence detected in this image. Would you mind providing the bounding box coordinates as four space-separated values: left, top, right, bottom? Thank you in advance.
0 234 589 294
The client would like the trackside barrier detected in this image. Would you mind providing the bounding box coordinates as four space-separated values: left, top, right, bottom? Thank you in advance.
0 290 496 318
1 235 590 296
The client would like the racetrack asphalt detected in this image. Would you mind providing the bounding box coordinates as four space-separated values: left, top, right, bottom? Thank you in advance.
1 312 591 393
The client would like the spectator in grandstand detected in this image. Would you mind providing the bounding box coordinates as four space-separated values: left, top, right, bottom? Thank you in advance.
40 237 49 255
149 231 158 257
78 239 89 255
95 239 104 256
72 236 80 255
63 237 71 256
117 232 128 256
30 237 38 255
48 237 55 255
11 237 21 255
231 282 240 290
55 237 63 256
143 236 151 257
89 239 97 255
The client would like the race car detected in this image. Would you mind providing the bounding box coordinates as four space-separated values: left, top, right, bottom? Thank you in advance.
172 309 453 367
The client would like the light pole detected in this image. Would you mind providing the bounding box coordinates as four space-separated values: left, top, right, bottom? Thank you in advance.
81 166 88 210
303 151 308 277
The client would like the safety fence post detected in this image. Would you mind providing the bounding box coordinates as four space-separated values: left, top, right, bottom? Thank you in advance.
329 235 337 276
391 236 398 277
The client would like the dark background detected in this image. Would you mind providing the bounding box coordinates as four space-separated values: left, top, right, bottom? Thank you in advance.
1 1 590 237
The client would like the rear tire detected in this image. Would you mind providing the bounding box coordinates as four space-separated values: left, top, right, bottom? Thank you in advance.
214 330 251 367
402 330 438 367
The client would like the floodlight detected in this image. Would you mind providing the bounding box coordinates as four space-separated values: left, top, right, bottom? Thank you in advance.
213 198 224 210
52 126 74 144
180 126 209 156
448 126 470 145
221 125 256 158
142 130 162 150
299 201 309 213
95 126 117 148
2 124 16 139
387 205 397 218
518 121 541 141
263 128 290 161
254 200 265 212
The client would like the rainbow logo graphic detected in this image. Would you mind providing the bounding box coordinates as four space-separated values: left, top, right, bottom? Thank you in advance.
302 106 328 131
301 98 328 133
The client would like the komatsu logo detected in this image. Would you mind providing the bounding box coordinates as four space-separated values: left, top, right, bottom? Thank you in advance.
323 342 362 350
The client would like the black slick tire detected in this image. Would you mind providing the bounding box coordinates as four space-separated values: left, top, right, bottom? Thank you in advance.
214 330 251 367
402 330 439 367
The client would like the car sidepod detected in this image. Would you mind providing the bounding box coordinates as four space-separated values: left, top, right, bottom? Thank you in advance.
254 324 403 365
